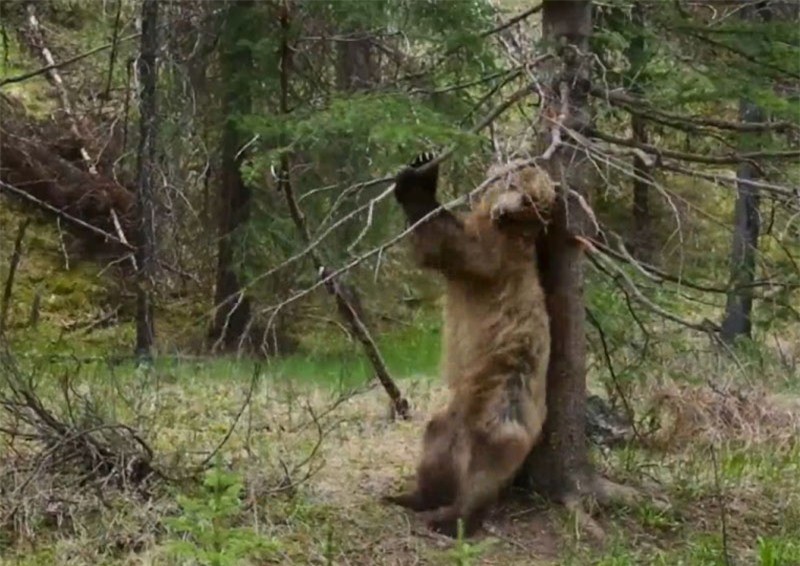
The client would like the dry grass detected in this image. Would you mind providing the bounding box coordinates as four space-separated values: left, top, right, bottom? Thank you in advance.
644 381 800 449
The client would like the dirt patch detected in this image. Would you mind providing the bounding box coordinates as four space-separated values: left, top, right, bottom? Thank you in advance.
296 380 563 564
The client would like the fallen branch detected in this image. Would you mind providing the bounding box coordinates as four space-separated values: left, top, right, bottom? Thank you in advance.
274 9 410 418
23 3 96 173
0 349 160 517
0 179 133 251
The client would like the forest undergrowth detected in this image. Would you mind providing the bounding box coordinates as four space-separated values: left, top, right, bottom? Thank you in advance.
1 326 799 566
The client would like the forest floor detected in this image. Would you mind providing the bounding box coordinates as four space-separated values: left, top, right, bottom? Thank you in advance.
1 347 799 566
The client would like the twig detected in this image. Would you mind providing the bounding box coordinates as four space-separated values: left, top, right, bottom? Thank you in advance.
193 364 261 473
103 0 124 100
541 81 570 160
585 240 720 333
0 219 30 336
55 217 70 270
584 308 640 442
110 208 138 270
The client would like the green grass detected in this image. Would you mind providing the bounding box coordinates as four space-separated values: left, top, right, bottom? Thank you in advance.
6 315 442 392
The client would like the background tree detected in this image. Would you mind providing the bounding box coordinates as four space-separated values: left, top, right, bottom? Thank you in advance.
720 1 770 343
133 0 159 359
210 0 256 351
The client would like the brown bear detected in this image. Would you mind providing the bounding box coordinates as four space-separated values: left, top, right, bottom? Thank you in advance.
383 153 556 537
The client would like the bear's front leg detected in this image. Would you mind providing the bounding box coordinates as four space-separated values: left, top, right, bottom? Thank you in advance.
393 153 500 281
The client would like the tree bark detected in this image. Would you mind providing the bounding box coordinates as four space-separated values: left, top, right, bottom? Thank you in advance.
210 0 254 351
133 0 159 359
520 0 595 500
720 2 767 343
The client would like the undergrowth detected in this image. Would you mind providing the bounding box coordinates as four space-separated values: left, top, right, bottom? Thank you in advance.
0 328 798 566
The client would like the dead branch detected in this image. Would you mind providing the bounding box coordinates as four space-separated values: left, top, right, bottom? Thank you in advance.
585 240 720 333
594 87 800 134
255 152 561 325
0 180 133 252
23 3 96 173
274 7 410 419
659 161 799 201
0 32 141 88
0 219 30 336
0 349 160 512
591 128 800 166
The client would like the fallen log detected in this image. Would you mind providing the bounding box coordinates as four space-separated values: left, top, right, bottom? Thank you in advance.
0 110 134 255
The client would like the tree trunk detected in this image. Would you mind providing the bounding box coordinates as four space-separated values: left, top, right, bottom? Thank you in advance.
720 99 764 342
133 0 159 360
627 2 654 264
336 33 375 92
210 0 254 351
521 0 595 500
720 2 767 343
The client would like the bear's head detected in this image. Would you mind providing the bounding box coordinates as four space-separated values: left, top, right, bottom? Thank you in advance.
472 162 557 242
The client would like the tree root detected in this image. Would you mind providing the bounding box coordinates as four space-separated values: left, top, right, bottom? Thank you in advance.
555 474 669 543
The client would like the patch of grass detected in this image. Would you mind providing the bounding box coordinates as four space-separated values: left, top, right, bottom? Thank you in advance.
7 314 442 395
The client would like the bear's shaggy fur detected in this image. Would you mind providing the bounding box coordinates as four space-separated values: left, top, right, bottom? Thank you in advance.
383 153 556 537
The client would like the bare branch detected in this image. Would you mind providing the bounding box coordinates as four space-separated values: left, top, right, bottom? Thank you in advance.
481 3 543 38
591 128 800 166
594 87 800 134
0 32 141 88
0 180 133 250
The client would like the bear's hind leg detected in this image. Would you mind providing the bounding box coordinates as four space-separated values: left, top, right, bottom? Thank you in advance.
423 427 533 537
383 411 459 512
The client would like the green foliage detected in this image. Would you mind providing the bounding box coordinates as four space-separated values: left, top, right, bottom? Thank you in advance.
163 463 280 566
443 520 496 565
757 535 800 566
245 92 482 172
